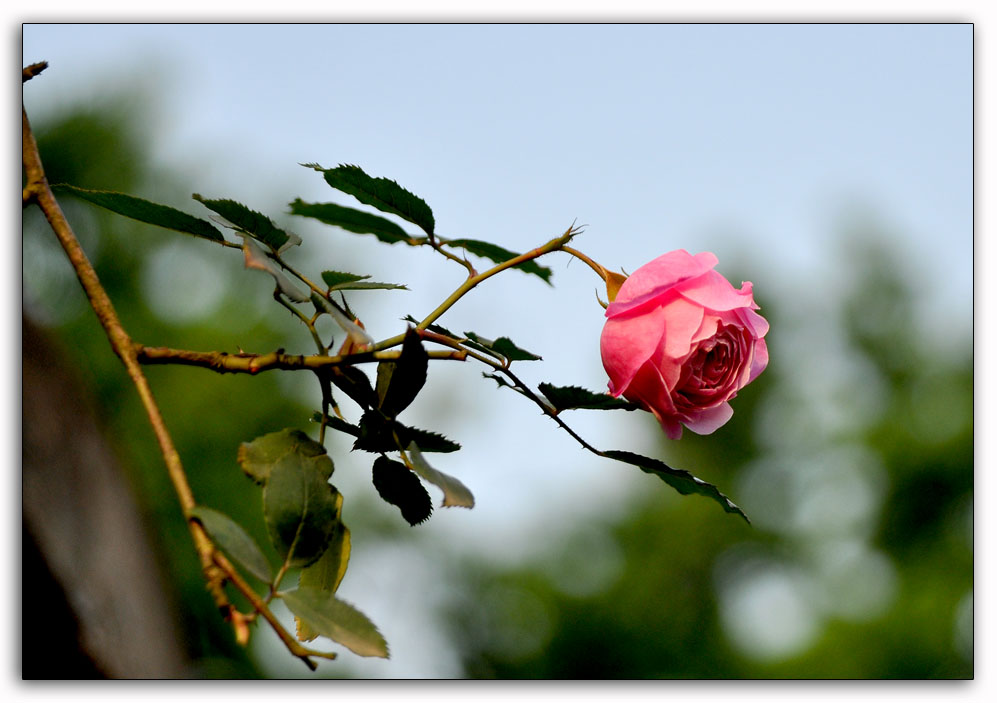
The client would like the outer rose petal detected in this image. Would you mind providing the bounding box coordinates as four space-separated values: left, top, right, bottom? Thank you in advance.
607 250 717 317
600 305 670 394
681 401 734 436
622 361 683 439
675 270 757 312
748 338 769 383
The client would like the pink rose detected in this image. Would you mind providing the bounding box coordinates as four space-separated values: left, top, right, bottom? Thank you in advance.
600 249 769 440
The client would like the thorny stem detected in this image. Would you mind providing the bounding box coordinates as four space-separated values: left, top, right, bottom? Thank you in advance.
22 66 326 669
371 225 581 353
274 292 327 353
561 245 610 281
136 345 468 374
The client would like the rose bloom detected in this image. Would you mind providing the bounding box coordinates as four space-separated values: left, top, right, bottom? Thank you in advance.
600 249 769 440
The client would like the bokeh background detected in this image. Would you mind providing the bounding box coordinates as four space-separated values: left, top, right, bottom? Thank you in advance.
21 23 972 678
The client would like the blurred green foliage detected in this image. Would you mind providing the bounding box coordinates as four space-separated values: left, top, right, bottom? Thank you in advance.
23 87 971 680
23 93 311 678
446 232 972 678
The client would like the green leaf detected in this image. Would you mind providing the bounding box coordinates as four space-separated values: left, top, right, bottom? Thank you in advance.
445 238 553 284
289 199 418 245
353 411 460 454
263 456 340 568
53 184 225 242
402 314 457 339
464 331 542 362
190 506 273 583
406 443 474 509
602 449 750 524
371 456 433 526
538 383 640 412
401 426 461 453
306 163 435 237
375 328 428 418
282 587 389 658
237 428 334 485
320 271 408 292
296 492 352 642
310 412 362 438
327 366 378 410
193 194 293 251
481 371 518 392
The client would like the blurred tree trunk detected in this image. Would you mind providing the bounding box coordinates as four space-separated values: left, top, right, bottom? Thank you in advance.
22 313 189 678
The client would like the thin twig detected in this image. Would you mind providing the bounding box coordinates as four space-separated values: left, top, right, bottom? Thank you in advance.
136 345 467 374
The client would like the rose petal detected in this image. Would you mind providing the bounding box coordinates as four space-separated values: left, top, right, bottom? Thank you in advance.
748 338 769 383
601 306 670 395
682 401 734 435
607 250 718 317
676 271 757 312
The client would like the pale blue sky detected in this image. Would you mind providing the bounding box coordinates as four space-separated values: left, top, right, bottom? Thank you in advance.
21 23 974 677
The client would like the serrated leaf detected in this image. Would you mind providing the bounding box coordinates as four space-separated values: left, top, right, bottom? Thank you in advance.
371 456 433 526
464 331 541 362
445 238 553 283
538 383 640 412
264 456 340 568
193 194 293 251
603 449 750 524
320 270 408 292
53 184 225 242
237 428 333 485
406 443 474 509
311 412 361 438
190 506 272 583
306 163 435 237
482 371 517 391
402 314 457 339
353 411 461 454
290 199 418 245
327 366 377 409
283 587 389 658
296 492 351 641
375 328 428 418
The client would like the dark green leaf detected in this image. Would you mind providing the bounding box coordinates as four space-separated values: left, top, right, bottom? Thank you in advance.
353 411 460 454
282 587 389 658
464 331 541 362
445 238 553 283
401 426 462 453
296 492 351 641
538 383 640 412
328 366 377 410
237 428 333 485
371 456 433 526
482 372 517 391
321 270 408 292
263 456 340 568
402 314 457 339
602 449 750 524
311 412 361 438
406 443 474 508
190 506 272 583
375 328 428 418
306 163 435 237
193 194 293 251
290 199 419 245
53 184 225 242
